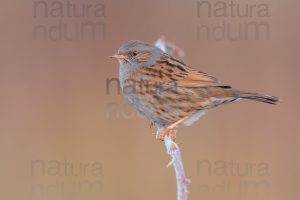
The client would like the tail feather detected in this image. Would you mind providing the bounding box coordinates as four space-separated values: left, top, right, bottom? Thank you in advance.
238 91 279 105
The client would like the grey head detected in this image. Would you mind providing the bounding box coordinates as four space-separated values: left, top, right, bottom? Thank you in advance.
111 40 164 70
111 40 164 88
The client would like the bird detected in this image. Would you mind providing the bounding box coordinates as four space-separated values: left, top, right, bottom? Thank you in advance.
111 40 279 140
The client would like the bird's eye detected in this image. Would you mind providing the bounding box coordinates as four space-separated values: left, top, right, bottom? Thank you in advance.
131 51 137 56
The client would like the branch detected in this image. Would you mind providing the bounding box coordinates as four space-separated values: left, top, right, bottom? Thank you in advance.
154 35 185 60
164 135 191 200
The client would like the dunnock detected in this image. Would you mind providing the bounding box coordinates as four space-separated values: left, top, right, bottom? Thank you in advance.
111 40 279 140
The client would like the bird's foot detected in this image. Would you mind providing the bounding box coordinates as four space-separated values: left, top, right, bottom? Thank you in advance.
155 116 189 141
156 128 177 141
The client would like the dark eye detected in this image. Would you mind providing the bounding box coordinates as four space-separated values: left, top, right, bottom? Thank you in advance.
131 51 137 56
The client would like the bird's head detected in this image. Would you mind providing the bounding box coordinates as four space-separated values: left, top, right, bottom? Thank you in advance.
111 40 163 68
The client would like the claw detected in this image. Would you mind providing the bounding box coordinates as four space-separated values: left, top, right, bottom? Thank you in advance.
150 122 154 128
156 128 176 141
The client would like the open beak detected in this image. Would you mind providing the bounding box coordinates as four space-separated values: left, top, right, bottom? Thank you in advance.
110 53 128 60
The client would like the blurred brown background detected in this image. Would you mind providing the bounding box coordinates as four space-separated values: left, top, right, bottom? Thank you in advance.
0 0 299 200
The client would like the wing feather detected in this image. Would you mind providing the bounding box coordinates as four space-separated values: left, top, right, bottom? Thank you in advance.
126 53 231 90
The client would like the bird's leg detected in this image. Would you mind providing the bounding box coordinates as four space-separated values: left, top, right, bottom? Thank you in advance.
156 116 189 141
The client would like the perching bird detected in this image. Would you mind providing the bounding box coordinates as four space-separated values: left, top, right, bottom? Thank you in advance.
111 40 279 140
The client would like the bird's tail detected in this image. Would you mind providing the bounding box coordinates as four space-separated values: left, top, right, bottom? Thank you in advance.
236 91 279 105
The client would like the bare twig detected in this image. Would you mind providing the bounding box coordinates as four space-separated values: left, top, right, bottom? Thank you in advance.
164 135 191 200
154 35 185 60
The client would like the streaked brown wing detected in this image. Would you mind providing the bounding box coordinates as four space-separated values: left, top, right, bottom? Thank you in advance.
126 53 222 85
160 54 219 83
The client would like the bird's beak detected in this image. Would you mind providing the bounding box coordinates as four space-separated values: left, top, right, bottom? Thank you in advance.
110 53 128 60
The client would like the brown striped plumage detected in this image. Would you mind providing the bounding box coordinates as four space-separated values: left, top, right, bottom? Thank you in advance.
112 40 279 140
